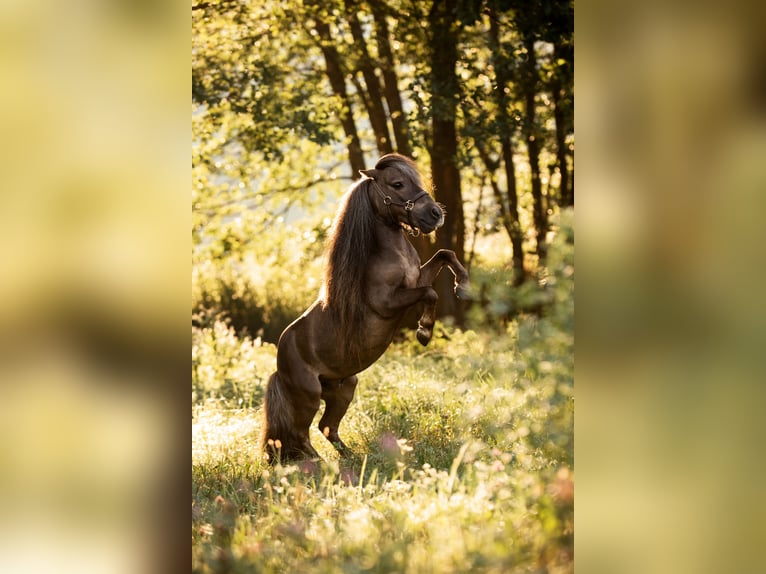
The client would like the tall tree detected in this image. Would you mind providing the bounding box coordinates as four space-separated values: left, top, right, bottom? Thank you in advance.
305 1 366 174
550 42 573 207
520 29 547 259
428 0 466 322
343 0 393 155
370 1 412 157
486 1 525 284
544 0 574 207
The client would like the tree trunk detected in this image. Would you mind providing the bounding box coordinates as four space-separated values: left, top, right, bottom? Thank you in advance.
570 162 574 205
551 78 570 207
344 0 393 155
488 4 525 285
522 33 547 259
312 16 366 175
552 42 573 207
370 2 412 157
476 144 524 286
429 0 464 324
501 140 525 284
552 39 574 207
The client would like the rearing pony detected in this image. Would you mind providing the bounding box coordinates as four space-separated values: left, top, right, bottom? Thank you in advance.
261 154 470 462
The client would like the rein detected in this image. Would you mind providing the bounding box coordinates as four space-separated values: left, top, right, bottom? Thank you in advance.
369 181 430 237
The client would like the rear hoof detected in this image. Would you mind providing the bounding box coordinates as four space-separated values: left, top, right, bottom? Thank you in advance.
417 327 432 346
340 467 359 485
298 458 321 474
331 439 352 457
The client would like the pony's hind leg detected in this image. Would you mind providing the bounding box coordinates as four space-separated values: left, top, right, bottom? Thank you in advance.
263 328 324 463
289 375 323 460
318 375 358 456
262 370 322 463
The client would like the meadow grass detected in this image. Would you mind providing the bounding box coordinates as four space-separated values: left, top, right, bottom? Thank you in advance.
192 313 573 573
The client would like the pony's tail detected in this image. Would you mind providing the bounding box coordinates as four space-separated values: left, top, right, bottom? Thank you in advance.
260 372 294 463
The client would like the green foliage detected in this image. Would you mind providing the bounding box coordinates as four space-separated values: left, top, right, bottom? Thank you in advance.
192 241 324 343
192 1 337 159
192 219 573 571
192 320 276 408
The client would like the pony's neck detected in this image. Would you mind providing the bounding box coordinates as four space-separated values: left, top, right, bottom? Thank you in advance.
373 216 407 244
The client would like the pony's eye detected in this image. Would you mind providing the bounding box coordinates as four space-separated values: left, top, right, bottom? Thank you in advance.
392 182 403 189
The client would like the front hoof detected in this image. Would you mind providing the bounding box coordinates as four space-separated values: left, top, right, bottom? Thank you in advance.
455 284 472 300
416 327 432 346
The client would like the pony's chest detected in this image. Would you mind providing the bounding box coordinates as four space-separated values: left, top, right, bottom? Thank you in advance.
400 258 420 288
369 249 420 289
389 248 421 288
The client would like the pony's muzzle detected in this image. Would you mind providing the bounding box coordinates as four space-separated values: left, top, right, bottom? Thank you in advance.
411 200 443 233
431 206 445 228
424 204 444 230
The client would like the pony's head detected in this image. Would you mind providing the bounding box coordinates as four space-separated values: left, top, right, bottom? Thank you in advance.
360 154 444 235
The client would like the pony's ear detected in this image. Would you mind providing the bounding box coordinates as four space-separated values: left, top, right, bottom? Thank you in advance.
359 169 378 180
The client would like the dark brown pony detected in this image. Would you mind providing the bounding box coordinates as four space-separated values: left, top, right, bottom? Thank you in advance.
261 154 469 462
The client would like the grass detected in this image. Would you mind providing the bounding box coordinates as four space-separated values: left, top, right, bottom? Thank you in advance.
192 313 573 573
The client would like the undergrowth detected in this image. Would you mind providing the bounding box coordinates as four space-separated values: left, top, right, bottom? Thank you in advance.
193 323 573 573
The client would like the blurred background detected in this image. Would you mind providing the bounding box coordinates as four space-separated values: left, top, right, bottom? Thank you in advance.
577 0 766 572
0 1 187 573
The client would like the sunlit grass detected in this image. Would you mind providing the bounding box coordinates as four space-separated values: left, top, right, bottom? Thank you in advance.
192 318 573 573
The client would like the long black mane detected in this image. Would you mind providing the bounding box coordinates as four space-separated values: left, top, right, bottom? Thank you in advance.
323 177 377 350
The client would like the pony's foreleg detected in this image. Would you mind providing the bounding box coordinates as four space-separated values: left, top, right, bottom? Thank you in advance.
418 249 471 297
373 285 439 346
369 285 439 345
415 250 472 346
318 376 358 457
416 301 438 346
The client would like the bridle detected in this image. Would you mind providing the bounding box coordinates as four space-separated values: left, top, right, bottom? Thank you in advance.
370 180 431 236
